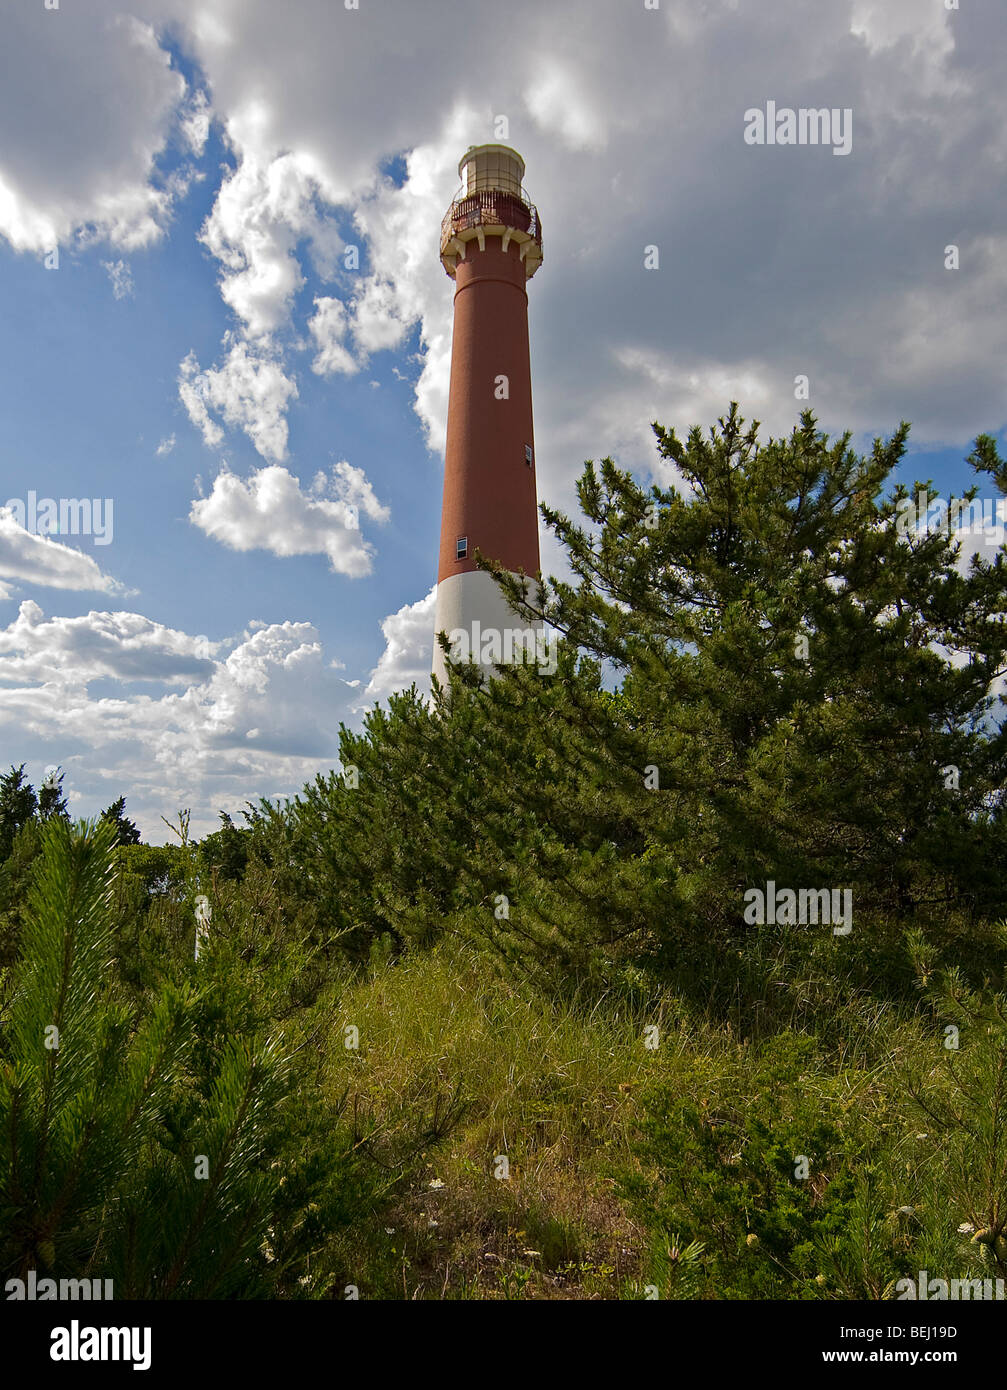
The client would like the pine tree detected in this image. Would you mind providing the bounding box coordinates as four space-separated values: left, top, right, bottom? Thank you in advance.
491 407 1007 962
99 795 141 846
0 765 37 862
0 817 296 1295
38 767 69 821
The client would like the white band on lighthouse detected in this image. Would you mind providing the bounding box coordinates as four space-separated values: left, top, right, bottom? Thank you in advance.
432 570 548 685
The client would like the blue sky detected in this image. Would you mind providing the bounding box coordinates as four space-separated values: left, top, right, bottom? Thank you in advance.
1 0 1004 839
1 105 433 680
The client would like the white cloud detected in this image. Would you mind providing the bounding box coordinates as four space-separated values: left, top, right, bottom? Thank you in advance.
308 296 357 376
327 460 390 524
192 619 350 754
184 141 354 453
0 509 124 594
308 277 415 378
102 258 134 300
849 0 956 71
0 602 218 685
358 585 435 709
180 88 212 155
344 122 474 452
198 148 343 340
190 461 387 576
523 61 608 151
156 433 176 456
0 9 186 253
0 613 358 841
179 339 298 461
349 275 413 356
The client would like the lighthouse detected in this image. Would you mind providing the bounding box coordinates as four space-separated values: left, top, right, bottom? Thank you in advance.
432 144 544 685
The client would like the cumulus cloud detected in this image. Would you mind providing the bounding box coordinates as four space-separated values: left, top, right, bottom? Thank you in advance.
0 613 358 840
0 8 187 253
180 142 353 454
0 582 439 842
197 148 346 340
190 460 388 576
349 275 413 356
344 125 473 452
306 276 415 379
156 433 176 456
178 339 298 461
327 460 390 524
0 602 218 686
0 509 124 594
308 296 357 376
358 585 435 710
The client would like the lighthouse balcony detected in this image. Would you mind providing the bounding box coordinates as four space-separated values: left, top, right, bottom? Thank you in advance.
440 187 543 279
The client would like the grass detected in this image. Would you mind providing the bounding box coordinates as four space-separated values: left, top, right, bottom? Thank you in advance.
315 938 679 1297
309 936 935 1299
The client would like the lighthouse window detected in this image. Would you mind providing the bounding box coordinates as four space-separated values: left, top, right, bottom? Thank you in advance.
456 537 468 560
525 444 534 465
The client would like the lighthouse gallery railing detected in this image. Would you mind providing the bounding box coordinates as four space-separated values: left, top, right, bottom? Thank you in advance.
440 187 542 258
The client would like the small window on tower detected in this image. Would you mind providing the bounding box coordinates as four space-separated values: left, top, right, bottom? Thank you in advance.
525 444 533 466
456 537 468 560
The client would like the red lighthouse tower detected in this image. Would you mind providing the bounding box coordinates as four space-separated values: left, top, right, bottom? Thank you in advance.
432 144 543 684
